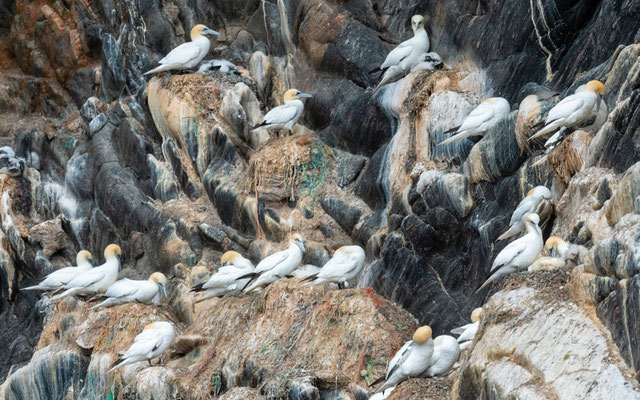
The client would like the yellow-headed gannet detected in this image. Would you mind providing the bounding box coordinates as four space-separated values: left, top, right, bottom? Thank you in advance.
191 251 254 302
144 24 220 75
373 52 442 93
302 245 365 289
425 335 460 376
22 250 94 291
108 321 176 372
439 97 511 146
477 213 543 292
371 15 429 75
497 186 551 241
252 89 313 136
89 272 168 310
373 326 434 392
369 387 395 400
529 80 605 141
451 308 482 350
240 234 305 292
51 244 122 301
545 236 586 266
197 59 239 75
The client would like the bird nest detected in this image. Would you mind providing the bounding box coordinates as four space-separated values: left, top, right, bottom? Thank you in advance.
249 135 334 204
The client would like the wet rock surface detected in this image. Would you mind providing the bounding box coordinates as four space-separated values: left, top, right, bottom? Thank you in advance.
0 0 639 399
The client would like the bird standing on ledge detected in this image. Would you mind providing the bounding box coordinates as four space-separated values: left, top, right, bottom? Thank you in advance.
252 89 313 136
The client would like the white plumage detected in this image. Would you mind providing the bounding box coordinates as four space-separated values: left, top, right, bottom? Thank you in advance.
378 15 429 73
291 264 321 279
439 97 511 146
377 326 434 392
497 186 551 241
108 321 176 372
409 52 443 73
373 52 442 93
477 214 544 292
51 244 122 301
197 59 238 74
451 308 482 350
252 89 312 134
192 251 254 301
22 250 94 291
425 335 460 377
144 25 219 75
302 245 365 287
529 80 606 141
369 387 395 400
89 272 167 310
242 234 305 292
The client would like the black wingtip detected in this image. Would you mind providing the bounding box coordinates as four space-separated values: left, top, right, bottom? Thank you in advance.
190 283 205 293
109 358 123 371
369 375 385 387
301 273 319 283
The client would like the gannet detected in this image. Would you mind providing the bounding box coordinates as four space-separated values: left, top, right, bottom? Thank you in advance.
425 335 460 377
89 272 168 310
302 245 365 289
373 326 434 392
439 97 511 146
373 52 442 93
191 251 254 301
51 244 122 301
545 236 586 265
371 15 429 75
369 387 395 400
477 214 543 292
197 59 239 75
451 308 482 350
108 321 176 372
240 234 305 292
251 89 313 136
497 186 551 241
144 24 220 75
22 250 94 291
529 80 605 141
290 264 321 279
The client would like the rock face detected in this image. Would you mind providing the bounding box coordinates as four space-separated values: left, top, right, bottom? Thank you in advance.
0 0 640 399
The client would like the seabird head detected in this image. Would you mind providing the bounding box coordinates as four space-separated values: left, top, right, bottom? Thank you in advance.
149 272 168 298
585 80 605 95
283 89 313 103
527 186 551 198
423 52 443 69
76 250 94 266
525 213 540 225
471 308 483 323
411 15 425 32
413 325 433 344
290 233 305 253
191 24 220 40
104 244 122 262
221 250 241 266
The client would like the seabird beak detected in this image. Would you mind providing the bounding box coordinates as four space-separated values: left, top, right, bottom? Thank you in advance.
221 261 229 266
160 283 168 299
296 92 313 99
203 28 220 36
88 260 96 267
596 96 602 112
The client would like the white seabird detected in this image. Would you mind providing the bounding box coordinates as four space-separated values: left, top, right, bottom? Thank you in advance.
108 321 176 372
373 52 442 93
374 325 434 392
545 236 587 265
302 245 365 289
240 233 305 292
252 89 313 136
497 186 551 241
529 80 606 141
22 250 94 291
371 15 429 76
191 251 254 302
290 264 321 280
51 244 122 301
425 335 460 377
477 213 544 292
439 97 511 146
451 308 482 350
144 24 220 75
197 59 239 74
89 272 168 310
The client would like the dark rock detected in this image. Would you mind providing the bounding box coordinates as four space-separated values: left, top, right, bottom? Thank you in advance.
352 210 384 246
304 78 364 131
320 198 363 235
287 376 319 400
98 32 126 102
246 1 286 56
302 240 330 267
68 68 96 108
335 152 367 188
353 145 387 209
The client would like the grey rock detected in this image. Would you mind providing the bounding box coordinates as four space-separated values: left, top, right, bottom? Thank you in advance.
335 153 367 188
